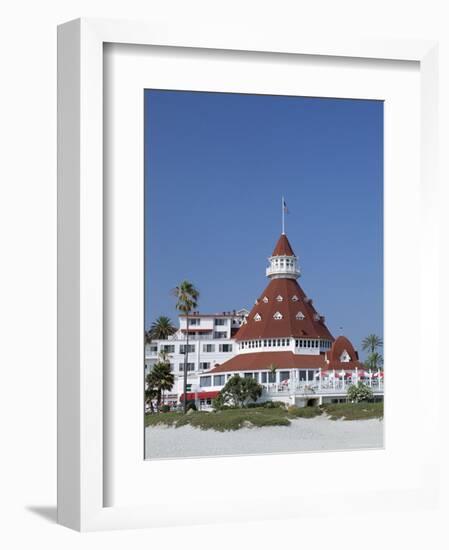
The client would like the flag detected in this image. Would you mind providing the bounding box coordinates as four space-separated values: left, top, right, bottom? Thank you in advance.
283 198 289 214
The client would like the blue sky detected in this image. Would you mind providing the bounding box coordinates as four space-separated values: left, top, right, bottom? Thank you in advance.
144 90 383 358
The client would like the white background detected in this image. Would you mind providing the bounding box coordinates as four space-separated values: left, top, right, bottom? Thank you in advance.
1 1 448 549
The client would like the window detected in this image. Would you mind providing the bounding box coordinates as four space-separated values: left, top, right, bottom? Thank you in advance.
276 295 283 302
280 371 290 382
292 295 299 302
200 362 211 370
202 344 215 353
200 376 212 387
263 296 269 303
244 373 253 378
179 363 195 372
162 344 175 353
296 311 305 320
314 313 320 321
273 311 283 320
189 318 200 326
180 344 195 354
214 331 227 339
219 344 233 352
254 313 262 322
253 372 259 382
214 318 226 326
299 370 307 381
213 375 225 386
149 345 158 354
268 371 276 383
261 372 267 383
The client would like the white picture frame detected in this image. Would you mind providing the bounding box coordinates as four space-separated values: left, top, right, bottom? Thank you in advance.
57 17 441 531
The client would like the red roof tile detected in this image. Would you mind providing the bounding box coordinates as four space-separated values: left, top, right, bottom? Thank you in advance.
235 278 334 341
208 352 326 373
272 234 295 257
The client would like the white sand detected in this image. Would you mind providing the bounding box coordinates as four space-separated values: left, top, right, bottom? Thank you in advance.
145 415 383 459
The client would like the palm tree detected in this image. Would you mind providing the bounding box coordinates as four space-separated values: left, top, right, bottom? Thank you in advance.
145 316 176 343
145 385 158 413
146 361 175 408
365 351 384 371
172 281 199 413
362 334 383 354
268 363 278 383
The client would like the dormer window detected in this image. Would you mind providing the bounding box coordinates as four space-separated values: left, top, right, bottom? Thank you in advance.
304 296 312 304
273 311 283 320
292 295 299 302
340 350 351 363
254 313 262 322
313 313 320 321
276 295 283 302
296 311 305 320
263 296 269 303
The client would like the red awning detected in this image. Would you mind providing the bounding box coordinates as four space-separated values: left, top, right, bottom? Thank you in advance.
179 391 220 401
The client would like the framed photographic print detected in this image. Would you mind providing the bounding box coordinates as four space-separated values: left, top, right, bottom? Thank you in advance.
58 18 442 531
143 89 384 460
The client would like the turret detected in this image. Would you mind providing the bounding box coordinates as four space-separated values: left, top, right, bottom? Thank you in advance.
266 234 300 280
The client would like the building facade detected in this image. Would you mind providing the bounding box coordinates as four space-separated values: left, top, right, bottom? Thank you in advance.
144 309 249 408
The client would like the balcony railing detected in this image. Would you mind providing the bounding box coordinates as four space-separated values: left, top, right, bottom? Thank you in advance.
264 379 384 396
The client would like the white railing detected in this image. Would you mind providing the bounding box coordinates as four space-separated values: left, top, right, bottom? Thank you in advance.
265 380 384 396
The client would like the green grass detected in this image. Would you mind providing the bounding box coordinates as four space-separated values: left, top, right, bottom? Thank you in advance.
145 402 383 431
145 412 179 427
287 405 322 418
321 402 383 420
145 407 291 431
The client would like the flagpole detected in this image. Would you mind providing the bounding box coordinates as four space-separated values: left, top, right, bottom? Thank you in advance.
281 196 285 234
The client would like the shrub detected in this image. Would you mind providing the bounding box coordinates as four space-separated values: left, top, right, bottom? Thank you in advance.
347 382 374 403
215 375 263 408
159 404 170 413
264 400 286 408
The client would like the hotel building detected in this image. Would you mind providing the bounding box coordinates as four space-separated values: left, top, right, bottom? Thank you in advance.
145 233 383 409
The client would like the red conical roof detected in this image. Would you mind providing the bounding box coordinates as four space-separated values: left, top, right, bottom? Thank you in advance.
272 234 295 257
235 277 334 341
325 336 361 369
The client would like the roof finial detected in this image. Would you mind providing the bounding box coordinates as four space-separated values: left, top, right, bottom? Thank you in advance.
282 197 288 235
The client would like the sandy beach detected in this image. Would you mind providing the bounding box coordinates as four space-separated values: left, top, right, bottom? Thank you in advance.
145 415 383 459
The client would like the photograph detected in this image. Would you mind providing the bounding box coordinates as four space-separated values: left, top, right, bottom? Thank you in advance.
144 89 384 460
